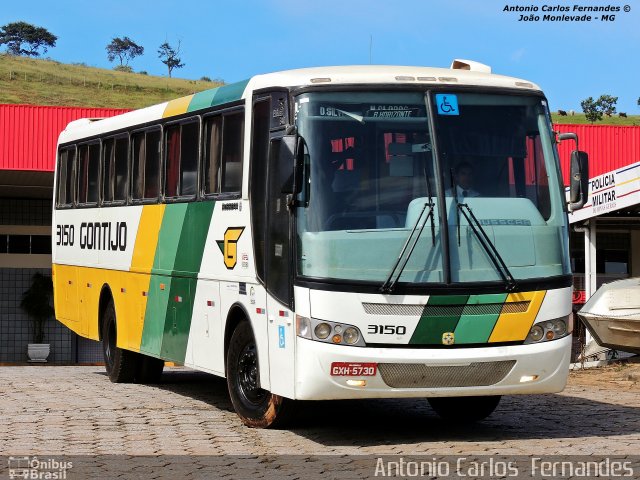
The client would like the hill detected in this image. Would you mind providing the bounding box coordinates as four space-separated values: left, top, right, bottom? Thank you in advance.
0 54 223 109
551 113 639 126
1 55 638 124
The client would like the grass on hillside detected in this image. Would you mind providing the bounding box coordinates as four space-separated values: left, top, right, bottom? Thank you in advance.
551 112 639 126
0 54 223 109
1 55 639 123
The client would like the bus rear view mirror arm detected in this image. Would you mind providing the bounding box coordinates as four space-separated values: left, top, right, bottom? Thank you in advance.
558 133 589 211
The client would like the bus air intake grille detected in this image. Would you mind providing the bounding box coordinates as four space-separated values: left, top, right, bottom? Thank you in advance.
362 303 425 316
377 361 517 388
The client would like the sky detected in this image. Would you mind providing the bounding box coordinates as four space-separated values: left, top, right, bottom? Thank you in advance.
1 0 638 112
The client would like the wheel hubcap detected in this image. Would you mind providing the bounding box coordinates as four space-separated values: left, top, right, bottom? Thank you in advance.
237 343 266 404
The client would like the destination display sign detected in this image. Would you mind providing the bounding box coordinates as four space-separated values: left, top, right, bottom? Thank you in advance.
313 103 425 119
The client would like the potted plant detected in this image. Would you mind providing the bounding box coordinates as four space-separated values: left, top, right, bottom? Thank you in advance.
20 272 54 362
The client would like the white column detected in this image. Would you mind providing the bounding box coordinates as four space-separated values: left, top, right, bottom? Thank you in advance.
583 218 597 343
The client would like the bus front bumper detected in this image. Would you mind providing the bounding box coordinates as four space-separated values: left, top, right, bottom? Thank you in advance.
293 335 571 400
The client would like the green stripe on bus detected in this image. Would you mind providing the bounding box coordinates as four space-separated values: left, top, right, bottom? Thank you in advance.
160 201 215 362
187 80 250 112
409 295 469 344
140 274 172 356
141 204 188 355
153 203 189 272
453 293 508 344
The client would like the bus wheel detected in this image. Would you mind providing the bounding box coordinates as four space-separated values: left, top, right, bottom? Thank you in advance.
101 300 138 383
428 395 501 423
226 321 290 428
136 356 164 384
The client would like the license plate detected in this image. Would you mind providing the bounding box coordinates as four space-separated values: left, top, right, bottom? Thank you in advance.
330 362 377 376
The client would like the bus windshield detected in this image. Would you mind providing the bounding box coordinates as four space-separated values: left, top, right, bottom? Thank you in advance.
294 90 570 285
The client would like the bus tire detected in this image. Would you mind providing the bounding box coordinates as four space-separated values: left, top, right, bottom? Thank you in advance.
136 355 164 384
428 395 501 423
101 299 138 383
226 321 291 428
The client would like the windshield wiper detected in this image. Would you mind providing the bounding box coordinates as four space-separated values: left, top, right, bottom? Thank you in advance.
456 202 517 292
380 200 435 294
448 169 516 292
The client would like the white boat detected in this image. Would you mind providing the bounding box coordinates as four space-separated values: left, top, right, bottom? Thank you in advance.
578 277 640 355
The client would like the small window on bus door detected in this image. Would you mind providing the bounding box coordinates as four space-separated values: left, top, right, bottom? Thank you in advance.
102 135 129 204
57 147 76 207
203 110 244 195
132 128 161 202
165 119 199 199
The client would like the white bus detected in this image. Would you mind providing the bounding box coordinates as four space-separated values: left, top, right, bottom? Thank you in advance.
53 61 588 427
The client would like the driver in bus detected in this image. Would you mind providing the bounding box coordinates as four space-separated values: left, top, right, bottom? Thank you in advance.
446 161 480 201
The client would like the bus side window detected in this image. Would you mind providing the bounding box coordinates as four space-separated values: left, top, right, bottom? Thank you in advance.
103 136 129 204
203 115 222 194
165 124 181 197
221 112 244 193
132 132 146 200
77 143 100 205
113 136 128 202
57 147 76 207
132 129 161 201
179 121 198 196
145 130 161 200
165 119 198 198
102 138 115 203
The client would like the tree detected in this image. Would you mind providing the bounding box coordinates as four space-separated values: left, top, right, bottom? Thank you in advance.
581 94 619 123
106 36 144 67
597 94 617 117
581 97 602 123
0 21 57 57
158 41 185 78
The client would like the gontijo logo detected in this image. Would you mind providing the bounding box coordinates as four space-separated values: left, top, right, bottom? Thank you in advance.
216 227 245 269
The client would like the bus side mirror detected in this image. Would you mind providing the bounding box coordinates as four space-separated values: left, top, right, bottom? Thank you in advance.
558 132 589 211
569 150 589 211
279 134 304 195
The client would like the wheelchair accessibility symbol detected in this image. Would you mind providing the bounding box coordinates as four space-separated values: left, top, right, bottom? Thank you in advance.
436 94 459 115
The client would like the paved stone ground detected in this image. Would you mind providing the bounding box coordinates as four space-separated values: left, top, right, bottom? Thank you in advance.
0 363 638 457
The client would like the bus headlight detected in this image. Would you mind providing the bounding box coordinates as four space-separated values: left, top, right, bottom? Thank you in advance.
295 316 366 347
524 316 570 344
314 323 332 339
343 327 359 345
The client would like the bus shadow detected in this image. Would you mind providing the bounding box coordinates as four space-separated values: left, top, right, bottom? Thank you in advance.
288 394 640 447
109 369 640 446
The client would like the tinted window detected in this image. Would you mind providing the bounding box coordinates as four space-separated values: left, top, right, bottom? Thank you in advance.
203 110 244 195
8 235 30 254
221 112 244 193
103 136 129 203
250 100 270 282
165 120 198 198
77 143 100 204
203 116 222 194
132 129 161 201
57 147 76 207
31 235 52 254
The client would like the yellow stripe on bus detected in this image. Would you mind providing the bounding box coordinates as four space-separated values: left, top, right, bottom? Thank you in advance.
488 290 546 343
53 264 152 352
163 94 194 118
131 204 165 274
